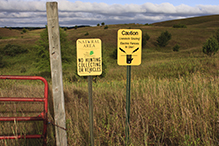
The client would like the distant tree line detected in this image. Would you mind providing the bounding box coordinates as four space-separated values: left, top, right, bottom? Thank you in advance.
4 27 45 30
3 25 91 30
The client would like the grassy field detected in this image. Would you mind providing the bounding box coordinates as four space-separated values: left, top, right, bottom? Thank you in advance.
0 15 219 145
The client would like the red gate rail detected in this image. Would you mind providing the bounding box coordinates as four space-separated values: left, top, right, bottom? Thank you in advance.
0 75 48 146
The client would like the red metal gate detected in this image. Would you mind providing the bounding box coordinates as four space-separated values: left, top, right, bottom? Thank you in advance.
0 75 48 146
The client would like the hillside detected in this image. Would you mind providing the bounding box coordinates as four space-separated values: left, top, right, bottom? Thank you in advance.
152 14 219 28
0 14 219 81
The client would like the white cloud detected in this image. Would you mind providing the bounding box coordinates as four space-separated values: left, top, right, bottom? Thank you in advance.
197 5 219 14
0 0 46 12
0 0 218 27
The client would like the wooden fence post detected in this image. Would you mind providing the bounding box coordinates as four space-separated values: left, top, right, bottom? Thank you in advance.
46 2 67 146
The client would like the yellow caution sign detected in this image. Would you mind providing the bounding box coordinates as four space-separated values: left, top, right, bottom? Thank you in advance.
76 39 102 76
117 29 142 65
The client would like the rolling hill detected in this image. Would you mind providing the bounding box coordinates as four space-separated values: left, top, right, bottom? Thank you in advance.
152 14 219 28
0 14 219 81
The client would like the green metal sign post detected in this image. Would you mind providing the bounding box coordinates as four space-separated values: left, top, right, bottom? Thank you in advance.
88 76 94 146
125 66 131 145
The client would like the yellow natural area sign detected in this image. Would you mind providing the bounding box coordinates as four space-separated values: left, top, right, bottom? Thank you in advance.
76 39 102 76
117 29 142 65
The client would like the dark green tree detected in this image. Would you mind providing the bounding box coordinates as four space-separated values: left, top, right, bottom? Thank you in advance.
34 26 71 73
157 30 172 47
101 22 105 26
203 37 219 57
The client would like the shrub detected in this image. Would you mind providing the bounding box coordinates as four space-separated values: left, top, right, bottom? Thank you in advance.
101 22 105 26
75 25 78 30
203 37 219 57
84 32 89 36
64 27 68 31
97 23 100 26
3 44 27 57
173 44 180 52
104 25 108 29
22 28 27 33
142 33 150 47
173 24 187 28
157 30 172 47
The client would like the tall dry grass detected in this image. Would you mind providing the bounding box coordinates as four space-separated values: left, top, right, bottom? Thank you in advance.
0 80 55 146
0 73 219 145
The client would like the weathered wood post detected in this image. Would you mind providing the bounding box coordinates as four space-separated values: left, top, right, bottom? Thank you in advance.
46 2 67 146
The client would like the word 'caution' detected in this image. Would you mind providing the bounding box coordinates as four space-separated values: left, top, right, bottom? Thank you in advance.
117 29 142 66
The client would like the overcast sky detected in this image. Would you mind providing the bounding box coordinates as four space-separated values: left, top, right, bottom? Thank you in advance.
0 0 219 27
